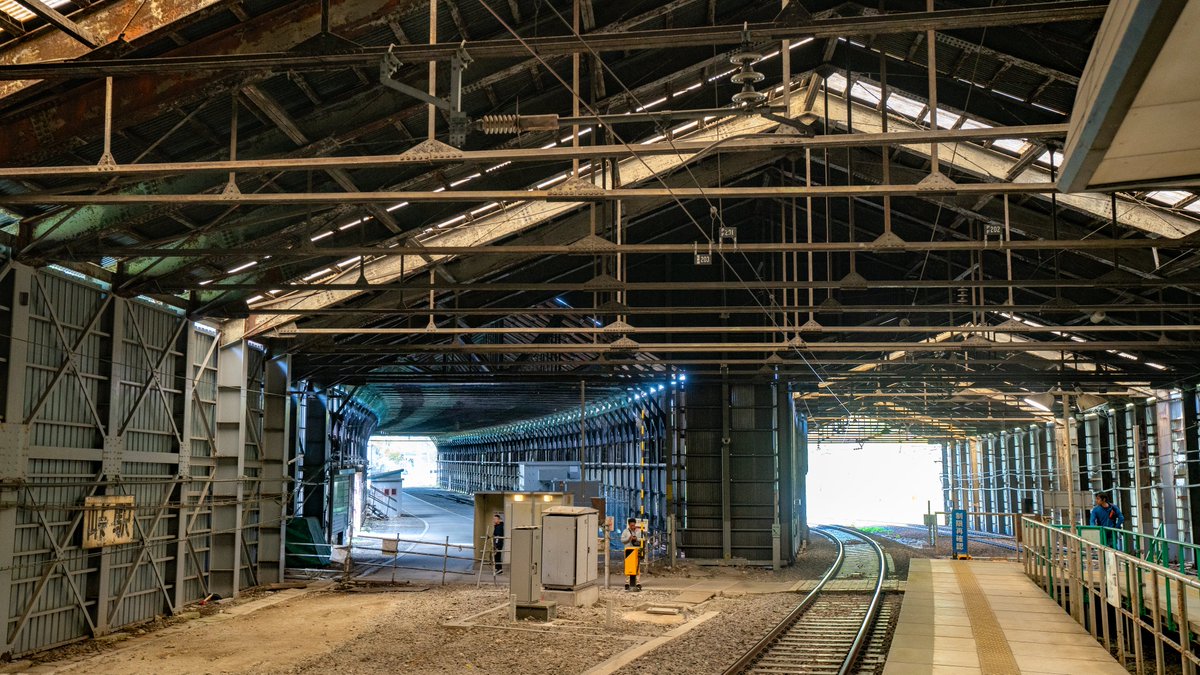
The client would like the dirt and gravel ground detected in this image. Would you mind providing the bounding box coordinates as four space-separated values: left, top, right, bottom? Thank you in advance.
23 584 749 675
613 592 801 675
857 529 921 579
26 587 434 674
643 534 841 584
287 586 638 674
18 527 935 675
864 524 1018 561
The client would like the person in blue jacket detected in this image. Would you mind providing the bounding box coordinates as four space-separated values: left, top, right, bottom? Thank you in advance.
1090 492 1125 548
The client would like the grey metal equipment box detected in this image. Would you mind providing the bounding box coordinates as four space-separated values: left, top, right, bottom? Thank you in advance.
510 525 542 604
517 462 582 490
540 506 599 590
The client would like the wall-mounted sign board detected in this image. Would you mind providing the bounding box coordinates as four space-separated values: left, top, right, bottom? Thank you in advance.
83 495 136 548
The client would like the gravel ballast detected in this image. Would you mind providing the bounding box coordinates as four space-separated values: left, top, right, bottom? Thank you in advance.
612 593 801 675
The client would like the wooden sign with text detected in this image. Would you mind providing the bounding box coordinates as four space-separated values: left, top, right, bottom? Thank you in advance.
83 495 136 548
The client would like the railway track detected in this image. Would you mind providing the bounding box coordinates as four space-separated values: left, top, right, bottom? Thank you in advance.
724 526 888 675
881 523 1019 553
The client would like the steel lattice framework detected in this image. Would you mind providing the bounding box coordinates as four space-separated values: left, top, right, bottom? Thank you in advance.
1 0 1199 653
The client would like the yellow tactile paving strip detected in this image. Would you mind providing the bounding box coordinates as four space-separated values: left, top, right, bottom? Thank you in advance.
952 563 1020 675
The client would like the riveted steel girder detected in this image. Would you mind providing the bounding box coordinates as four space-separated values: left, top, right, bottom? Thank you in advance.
0 0 428 164
0 2 1108 80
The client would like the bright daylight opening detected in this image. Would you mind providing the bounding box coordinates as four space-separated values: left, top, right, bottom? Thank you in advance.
807 442 944 527
368 435 438 487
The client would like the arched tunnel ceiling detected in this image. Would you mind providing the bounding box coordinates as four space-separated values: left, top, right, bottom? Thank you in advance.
1 0 1197 440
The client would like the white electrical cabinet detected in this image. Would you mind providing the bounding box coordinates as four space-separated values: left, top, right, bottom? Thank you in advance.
540 506 598 590
510 525 542 604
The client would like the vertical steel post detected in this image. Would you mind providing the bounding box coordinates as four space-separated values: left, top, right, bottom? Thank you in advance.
212 340 248 598
1037 425 1054 515
1131 406 1153 537
172 321 198 610
227 91 238 190
1061 394 1078 528
1011 432 1025 520
952 439 963 512
1112 408 1133 534
442 535 450 585
771 380 782 570
665 382 677 566
797 409 808 546
1084 413 1101 498
1155 396 1179 541
259 355 291 584
940 440 952 511
967 437 982 531
925 0 940 174
95 296 129 633
579 381 586 483
571 0 580 178
427 0 437 140
100 77 115 167
0 263 31 655
980 436 992 532
1183 387 1200 548
721 379 732 560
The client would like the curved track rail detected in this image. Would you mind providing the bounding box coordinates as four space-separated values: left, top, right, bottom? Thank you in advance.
724 526 888 675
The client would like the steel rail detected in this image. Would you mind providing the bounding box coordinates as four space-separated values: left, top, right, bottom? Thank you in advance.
827 526 889 675
0 3 1108 80
0 182 1055 205
723 526 888 675
0 125 1068 178
722 528 846 675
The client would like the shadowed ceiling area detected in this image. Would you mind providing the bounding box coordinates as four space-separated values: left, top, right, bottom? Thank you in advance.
1 0 1197 440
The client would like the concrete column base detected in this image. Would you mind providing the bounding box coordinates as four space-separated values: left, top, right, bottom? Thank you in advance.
542 584 599 608
515 601 557 621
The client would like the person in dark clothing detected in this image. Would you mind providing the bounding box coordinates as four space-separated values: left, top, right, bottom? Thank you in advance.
1090 492 1125 548
1090 492 1125 528
492 513 504 574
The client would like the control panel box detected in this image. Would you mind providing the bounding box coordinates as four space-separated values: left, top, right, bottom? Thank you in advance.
540 506 599 590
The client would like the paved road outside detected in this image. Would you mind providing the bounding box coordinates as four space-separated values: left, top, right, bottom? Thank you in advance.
353 487 482 582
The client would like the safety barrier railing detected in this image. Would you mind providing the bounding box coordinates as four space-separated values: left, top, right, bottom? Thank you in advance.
352 534 477 585
1022 517 1200 673
1053 524 1200 578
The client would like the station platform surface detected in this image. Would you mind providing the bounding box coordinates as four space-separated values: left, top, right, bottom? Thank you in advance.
884 559 1126 675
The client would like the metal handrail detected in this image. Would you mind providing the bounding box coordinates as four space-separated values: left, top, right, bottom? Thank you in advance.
1022 517 1200 673
1050 524 1200 574
722 528 846 675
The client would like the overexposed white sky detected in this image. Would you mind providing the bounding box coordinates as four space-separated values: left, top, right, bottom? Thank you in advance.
369 436 438 486
807 442 944 526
